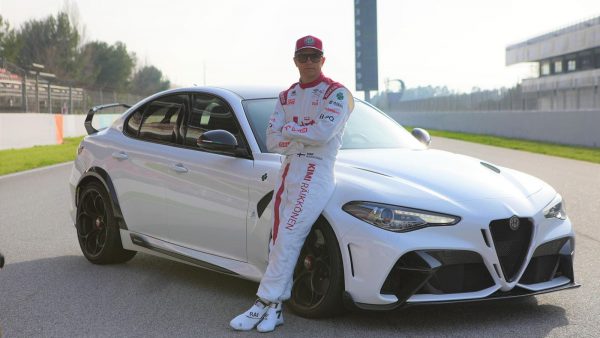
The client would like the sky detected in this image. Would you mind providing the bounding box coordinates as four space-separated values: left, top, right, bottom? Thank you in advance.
1 0 600 96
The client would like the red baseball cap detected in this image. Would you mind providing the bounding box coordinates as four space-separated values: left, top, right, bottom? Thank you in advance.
295 35 323 54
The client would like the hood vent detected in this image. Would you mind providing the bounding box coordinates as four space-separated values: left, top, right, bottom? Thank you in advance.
352 167 392 177
481 162 500 173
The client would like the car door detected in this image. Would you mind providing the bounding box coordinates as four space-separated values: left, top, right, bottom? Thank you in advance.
111 94 186 239
162 93 251 262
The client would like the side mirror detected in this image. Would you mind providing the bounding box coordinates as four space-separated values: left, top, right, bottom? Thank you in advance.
198 130 238 151
411 128 431 148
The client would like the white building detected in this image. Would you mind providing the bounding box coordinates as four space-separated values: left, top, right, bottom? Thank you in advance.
506 16 600 110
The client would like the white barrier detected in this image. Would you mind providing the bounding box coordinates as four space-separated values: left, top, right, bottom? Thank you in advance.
0 113 121 150
2 110 599 150
389 110 600 148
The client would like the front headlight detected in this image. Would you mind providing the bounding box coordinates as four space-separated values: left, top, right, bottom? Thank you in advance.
342 201 460 232
543 194 567 220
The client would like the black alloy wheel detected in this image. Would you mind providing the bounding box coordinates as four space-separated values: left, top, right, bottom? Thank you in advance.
76 181 136 264
288 219 345 318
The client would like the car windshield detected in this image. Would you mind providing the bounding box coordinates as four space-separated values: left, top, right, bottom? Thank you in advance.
243 98 425 152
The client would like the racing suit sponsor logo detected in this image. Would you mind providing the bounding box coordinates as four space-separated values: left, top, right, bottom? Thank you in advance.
292 116 315 126
312 100 319 106
328 100 343 108
336 92 344 100
323 83 343 99
319 113 335 122
295 152 323 160
285 163 317 231
279 141 290 147
284 124 309 133
287 99 296 105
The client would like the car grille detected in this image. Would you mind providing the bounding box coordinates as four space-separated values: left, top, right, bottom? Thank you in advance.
489 217 533 282
520 237 570 284
380 250 495 300
417 251 494 294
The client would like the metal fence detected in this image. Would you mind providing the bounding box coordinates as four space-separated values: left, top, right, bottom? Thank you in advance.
375 79 600 113
0 58 144 114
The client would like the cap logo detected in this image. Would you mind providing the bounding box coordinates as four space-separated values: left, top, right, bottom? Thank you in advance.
305 37 315 46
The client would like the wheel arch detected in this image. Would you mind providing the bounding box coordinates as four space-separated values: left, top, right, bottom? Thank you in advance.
319 212 355 297
76 167 128 230
315 214 347 288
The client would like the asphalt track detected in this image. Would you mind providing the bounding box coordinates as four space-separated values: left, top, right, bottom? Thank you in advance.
0 137 599 337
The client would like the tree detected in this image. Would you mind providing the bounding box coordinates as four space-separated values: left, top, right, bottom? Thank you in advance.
79 41 135 90
1 10 167 94
0 15 20 63
7 12 80 79
130 66 170 95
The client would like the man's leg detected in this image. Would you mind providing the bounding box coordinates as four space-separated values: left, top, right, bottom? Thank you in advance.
229 161 291 331
257 159 334 303
231 159 333 331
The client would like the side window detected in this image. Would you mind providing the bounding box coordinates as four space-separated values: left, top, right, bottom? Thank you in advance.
185 94 241 150
125 105 144 136
138 95 187 144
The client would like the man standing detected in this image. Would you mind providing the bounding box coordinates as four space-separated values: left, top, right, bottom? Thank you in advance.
230 35 354 332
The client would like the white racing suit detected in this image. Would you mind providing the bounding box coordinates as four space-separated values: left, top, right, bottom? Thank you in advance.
257 73 354 303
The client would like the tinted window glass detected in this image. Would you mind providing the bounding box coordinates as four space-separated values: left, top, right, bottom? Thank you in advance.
185 94 240 149
139 95 186 144
243 98 424 152
125 106 144 136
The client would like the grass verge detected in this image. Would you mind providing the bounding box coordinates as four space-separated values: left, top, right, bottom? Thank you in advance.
415 128 600 164
0 136 84 176
1 128 599 176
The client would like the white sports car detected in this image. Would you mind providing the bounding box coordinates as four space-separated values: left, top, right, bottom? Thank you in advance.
69 86 578 318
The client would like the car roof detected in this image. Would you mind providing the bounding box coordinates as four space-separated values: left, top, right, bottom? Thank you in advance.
215 86 281 100
165 86 281 100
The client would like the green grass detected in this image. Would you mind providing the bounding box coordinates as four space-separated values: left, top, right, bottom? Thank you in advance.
1 128 599 176
0 136 85 176
413 128 600 164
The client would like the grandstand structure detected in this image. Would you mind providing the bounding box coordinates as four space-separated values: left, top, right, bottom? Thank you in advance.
0 59 141 114
506 15 600 110
0 60 84 114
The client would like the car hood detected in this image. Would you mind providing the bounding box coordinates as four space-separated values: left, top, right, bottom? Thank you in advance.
336 148 546 203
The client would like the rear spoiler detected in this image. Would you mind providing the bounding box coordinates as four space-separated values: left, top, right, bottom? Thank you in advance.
85 103 131 135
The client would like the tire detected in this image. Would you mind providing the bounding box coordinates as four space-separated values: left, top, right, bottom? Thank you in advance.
76 181 136 264
287 218 345 318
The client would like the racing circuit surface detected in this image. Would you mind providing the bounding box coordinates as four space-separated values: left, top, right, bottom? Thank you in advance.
0 137 598 337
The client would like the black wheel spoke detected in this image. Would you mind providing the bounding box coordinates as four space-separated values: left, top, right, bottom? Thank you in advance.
94 195 105 217
76 188 110 258
75 183 136 264
291 224 336 310
84 194 96 215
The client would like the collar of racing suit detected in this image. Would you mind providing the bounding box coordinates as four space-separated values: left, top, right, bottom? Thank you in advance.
298 72 325 89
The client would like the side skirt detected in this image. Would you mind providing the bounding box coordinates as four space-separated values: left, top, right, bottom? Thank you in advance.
120 231 263 282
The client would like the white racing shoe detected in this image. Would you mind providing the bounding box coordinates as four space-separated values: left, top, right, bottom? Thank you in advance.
230 299 270 331
256 302 284 333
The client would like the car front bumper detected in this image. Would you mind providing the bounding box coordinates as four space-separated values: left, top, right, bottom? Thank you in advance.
332 196 577 308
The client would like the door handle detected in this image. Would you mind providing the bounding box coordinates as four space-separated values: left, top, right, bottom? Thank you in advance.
111 151 128 160
171 163 188 173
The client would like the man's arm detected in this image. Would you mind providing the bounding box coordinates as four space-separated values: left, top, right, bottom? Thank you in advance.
282 88 354 146
266 97 303 154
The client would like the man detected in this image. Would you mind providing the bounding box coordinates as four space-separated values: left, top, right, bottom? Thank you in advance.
230 35 354 332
